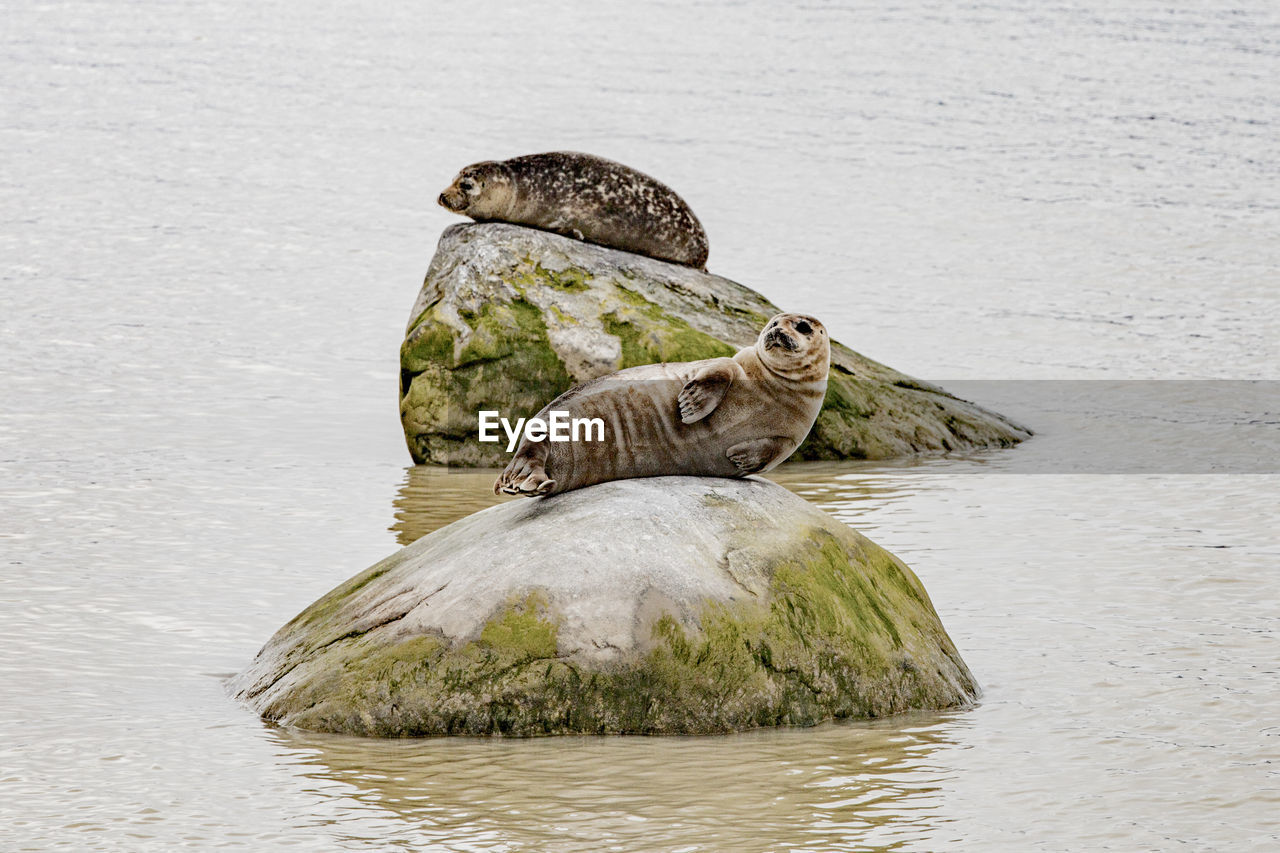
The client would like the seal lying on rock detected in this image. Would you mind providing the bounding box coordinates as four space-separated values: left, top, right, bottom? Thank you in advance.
495 313 830 497
438 151 710 269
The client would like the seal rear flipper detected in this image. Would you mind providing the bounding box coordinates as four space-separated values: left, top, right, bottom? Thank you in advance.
677 360 737 424
725 436 795 475
495 447 556 497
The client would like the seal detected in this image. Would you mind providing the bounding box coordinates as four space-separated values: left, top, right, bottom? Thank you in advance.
494 313 830 497
438 151 710 269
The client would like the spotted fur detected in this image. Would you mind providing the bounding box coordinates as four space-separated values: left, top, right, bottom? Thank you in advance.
439 151 710 269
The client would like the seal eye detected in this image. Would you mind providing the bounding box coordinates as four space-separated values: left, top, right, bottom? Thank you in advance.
794 320 812 335
459 178 476 192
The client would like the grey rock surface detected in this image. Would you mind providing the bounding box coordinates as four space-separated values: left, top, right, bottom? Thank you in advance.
233 477 978 736
400 222 1029 466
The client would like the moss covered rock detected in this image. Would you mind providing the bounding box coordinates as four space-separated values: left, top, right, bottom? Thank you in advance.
400 222 1029 466
232 477 978 737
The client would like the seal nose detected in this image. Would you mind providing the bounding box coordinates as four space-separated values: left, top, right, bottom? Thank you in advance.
764 328 798 352
437 193 449 208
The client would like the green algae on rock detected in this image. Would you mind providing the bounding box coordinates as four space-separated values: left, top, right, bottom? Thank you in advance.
399 222 1029 466
231 477 978 737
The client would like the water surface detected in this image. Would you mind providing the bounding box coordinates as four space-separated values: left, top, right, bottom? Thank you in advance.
3 1 1278 850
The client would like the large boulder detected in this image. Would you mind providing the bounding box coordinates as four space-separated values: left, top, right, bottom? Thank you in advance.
232 477 978 736
400 222 1029 466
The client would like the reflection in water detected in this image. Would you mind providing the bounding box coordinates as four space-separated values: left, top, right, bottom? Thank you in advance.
270 712 965 852
390 458 969 545
391 466 510 545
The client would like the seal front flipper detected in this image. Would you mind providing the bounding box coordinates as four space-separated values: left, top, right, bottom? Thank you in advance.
544 214 586 242
725 436 795 475
677 360 737 424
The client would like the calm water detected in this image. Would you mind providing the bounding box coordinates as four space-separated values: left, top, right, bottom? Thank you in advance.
3 1 1278 850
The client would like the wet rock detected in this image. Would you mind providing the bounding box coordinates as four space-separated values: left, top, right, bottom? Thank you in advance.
231 477 978 737
399 222 1029 466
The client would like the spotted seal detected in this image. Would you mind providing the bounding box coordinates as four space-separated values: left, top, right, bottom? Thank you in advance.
494 313 830 497
438 151 710 269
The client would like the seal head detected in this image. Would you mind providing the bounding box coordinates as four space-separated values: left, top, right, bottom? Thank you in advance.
758 313 829 382
438 161 516 220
